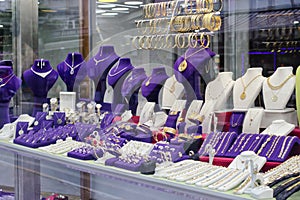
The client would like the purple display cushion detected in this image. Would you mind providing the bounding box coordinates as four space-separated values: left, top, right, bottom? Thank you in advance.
105 157 119 166
121 71 147 97
113 159 144 172
33 112 48 131
215 132 238 157
224 133 249 157
198 131 225 156
67 150 96 161
266 136 300 162
15 121 29 138
53 112 66 128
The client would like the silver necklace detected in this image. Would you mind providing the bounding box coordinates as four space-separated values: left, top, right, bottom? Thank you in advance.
18 123 27 135
93 53 114 65
0 73 13 83
0 74 15 88
30 68 53 78
64 61 84 75
108 63 131 77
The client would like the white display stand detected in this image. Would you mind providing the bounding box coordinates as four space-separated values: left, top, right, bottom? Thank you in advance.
242 108 264 134
233 68 265 111
261 120 295 136
136 92 148 116
103 83 113 103
185 100 203 128
228 151 266 172
262 67 295 110
139 102 155 124
59 92 76 112
261 108 298 128
162 75 185 110
199 72 235 133
260 67 297 128
170 99 186 113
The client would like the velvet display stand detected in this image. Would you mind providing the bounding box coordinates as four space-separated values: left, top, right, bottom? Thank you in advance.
0 65 21 128
174 47 216 107
121 68 147 115
23 59 58 116
141 67 169 112
57 52 87 92
107 58 134 112
87 46 120 104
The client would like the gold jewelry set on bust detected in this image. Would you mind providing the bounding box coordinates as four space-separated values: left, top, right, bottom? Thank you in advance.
133 0 222 50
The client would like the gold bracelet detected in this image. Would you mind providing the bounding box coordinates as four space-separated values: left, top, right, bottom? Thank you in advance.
143 5 148 18
196 14 203 29
131 36 139 49
184 0 193 14
161 2 167 17
188 33 198 48
200 33 210 48
176 34 186 48
215 0 223 12
155 3 161 17
138 36 146 49
177 16 185 32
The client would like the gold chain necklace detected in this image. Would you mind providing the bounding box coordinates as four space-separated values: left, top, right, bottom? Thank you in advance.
178 48 205 72
267 74 294 90
240 74 262 100
267 73 294 102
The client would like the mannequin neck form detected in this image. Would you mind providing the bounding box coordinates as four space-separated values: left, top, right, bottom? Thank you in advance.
273 67 293 76
65 52 84 64
97 46 116 57
217 72 233 79
244 68 263 77
0 66 13 76
151 67 167 76
132 68 145 78
0 60 13 68
32 59 52 72
117 58 131 68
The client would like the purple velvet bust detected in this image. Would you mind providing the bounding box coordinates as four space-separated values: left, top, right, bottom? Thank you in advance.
107 58 134 110
121 68 147 115
23 59 58 116
86 46 120 103
57 52 87 92
141 67 169 104
0 64 21 127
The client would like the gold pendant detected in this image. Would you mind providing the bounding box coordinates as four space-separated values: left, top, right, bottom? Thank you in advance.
178 59 187 72
145 77 151 86
19 130 24 135
240 91 246 100
272 95 278 102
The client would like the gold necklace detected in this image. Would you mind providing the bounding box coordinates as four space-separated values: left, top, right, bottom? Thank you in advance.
278 136 289 158
240 74 262 100
178 48 205 72
267 74 294 90
267 74 294 102
169 76 177 93
145 77 152 86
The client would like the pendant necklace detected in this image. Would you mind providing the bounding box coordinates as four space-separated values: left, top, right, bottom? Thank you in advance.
64 61 84 75
0 74 15 88
240 74 262 100
231 114 243 127
178 48 205 72
18 123 27 135
267 73 294 102
54 113 64 125
248 110 258 127
169 76 177 93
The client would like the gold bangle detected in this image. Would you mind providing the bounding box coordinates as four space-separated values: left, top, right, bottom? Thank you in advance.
190 15 198 30
196 14 203 29
184 0 193 14
169 16 176 32
200 33 210 48
131 36 139 49
155 3 160 17
177 34 186 48
159 35 165 49
196 0 201 13
189 33 198 48
138 36 146 49
214 0 223 12
143 5 148 18
165 35 172 48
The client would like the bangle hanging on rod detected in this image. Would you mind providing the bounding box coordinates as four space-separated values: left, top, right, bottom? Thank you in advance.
184 0 193 15
200 33 210 48
189 33 199 48
132 36 140 49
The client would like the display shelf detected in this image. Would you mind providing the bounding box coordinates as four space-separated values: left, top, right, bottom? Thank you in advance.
0 140 257 200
